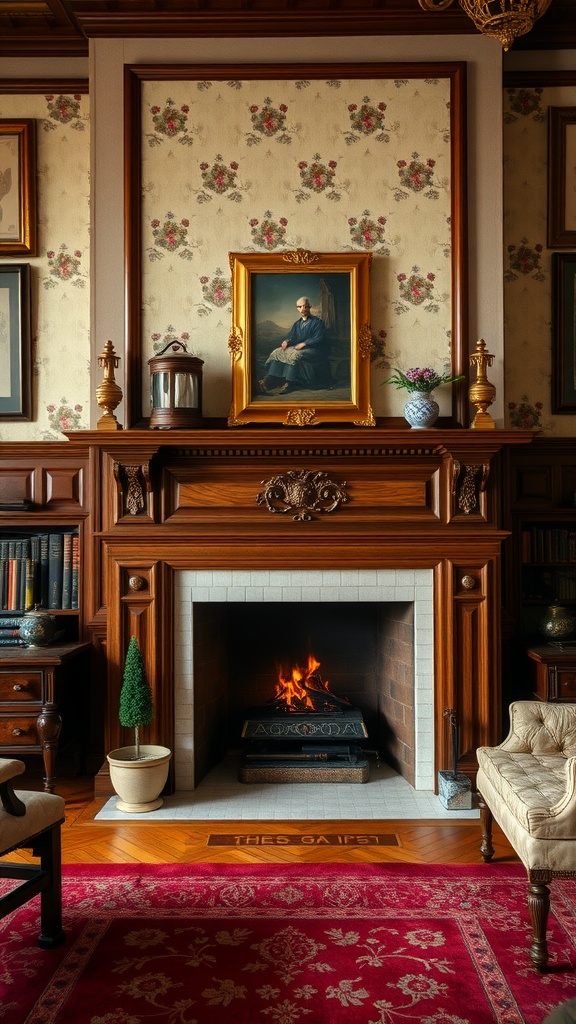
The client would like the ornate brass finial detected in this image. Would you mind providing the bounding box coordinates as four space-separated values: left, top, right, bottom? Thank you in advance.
95 340 123 430
469 339 496 430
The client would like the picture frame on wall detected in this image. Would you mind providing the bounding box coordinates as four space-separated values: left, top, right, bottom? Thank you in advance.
548 107 576 248
552 252 576 412
227 249 373 427
125 62 468 429
0 264 32 420
0 119 37 256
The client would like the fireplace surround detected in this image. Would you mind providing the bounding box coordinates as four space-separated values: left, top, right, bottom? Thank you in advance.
79 425 534 798
174 569 434 791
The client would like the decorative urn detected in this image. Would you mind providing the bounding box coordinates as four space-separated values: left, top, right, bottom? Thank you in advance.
539 605 576 641
18 608 60 647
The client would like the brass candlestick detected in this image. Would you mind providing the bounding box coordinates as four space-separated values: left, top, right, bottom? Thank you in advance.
95 340 123 430
469 338 496 430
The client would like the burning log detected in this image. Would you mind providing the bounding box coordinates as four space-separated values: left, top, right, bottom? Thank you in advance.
269 652 352 714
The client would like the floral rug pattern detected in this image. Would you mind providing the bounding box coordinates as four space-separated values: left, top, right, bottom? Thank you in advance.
1 863 575 1023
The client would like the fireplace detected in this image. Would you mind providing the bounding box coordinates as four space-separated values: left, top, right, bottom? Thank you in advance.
92 426 534 800
174 569 433 791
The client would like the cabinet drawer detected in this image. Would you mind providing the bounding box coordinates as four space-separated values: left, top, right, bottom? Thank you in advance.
0 672 42 704
557 668 576 699
0 716 38 746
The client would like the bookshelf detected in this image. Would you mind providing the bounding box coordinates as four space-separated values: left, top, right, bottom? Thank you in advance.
520 521 576 612
0 444 93 784
502 437 576 703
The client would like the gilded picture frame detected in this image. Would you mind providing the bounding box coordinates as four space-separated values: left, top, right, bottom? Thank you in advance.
0 263 32 420
0 120 37 256
228 249 373 427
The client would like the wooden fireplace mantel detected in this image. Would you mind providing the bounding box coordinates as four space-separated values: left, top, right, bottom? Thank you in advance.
53 425 534 793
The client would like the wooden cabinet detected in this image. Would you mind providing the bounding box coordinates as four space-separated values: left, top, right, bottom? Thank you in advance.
0 641 92 791
527 646 576 702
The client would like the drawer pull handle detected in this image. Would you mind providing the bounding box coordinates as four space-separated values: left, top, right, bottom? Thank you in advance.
12 727 25 736
13 683 25 692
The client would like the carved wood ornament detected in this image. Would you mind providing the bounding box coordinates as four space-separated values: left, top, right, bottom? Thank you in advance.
256 469 349 521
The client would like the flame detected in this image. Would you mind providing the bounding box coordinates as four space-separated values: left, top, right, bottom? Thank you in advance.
274 653 331 711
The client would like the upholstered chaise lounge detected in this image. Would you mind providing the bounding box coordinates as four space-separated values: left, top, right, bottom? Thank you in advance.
0 757 65 948
476 701 576 970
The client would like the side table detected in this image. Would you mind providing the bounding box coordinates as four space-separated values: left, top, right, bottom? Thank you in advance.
0 641 92 792
527 645 576 703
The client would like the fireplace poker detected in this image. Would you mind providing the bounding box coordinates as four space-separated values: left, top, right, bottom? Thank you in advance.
443 706 459 779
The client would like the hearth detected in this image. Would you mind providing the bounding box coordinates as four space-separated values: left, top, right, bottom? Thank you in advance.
239 651 370 782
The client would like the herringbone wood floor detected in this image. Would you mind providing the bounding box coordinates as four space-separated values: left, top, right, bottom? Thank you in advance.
5 776 519 867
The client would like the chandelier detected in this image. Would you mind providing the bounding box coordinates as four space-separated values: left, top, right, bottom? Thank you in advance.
417 0 554 51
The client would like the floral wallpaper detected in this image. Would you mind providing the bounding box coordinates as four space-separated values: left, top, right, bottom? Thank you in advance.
504 83 576 435
2 77 575 436
141 76 454 420
0 91 90 441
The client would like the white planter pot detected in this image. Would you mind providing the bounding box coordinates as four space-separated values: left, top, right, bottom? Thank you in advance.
107 744 172 813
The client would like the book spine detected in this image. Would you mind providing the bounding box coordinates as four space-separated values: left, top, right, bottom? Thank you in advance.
61 532 73 610
39 533 50 609
0 539 7 610
0 616 23 628
7 539 17 611
24 556 35 611
48 533 64 610
71 533 80 610
30 535 40 608
18 537 30 612
0 636 26 646
0 627 21 637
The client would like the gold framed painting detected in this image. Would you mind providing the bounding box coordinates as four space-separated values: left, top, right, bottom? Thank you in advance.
0 120 37 256
228 249 373 427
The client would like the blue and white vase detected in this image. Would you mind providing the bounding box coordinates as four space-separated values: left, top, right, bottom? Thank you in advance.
403 391 439 429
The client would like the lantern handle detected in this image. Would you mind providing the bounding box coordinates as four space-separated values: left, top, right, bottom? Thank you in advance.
157 339 190 357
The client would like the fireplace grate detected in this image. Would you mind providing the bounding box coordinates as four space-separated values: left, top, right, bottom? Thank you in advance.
239 707 370 783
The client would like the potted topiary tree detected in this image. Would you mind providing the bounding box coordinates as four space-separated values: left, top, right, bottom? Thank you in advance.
106 635 171 813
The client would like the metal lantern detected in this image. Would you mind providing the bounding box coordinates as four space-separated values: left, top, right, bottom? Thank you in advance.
148 341 204 429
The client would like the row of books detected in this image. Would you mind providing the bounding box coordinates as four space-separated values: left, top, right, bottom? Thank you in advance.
0 532 80 613
522 527 576 564
522 567 576 601
0 617 27 647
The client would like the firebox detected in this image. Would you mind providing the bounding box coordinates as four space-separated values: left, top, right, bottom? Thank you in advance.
239 651 370 782
175 573 434 794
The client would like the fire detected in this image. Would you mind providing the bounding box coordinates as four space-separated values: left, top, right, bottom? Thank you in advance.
274 653 333 712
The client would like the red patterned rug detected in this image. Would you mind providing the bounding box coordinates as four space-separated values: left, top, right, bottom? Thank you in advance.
1 862 576 1024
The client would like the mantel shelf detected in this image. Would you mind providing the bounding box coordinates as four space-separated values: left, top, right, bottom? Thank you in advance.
60 426 537 459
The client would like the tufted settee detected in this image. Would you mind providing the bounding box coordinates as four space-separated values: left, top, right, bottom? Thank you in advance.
476 701 576 970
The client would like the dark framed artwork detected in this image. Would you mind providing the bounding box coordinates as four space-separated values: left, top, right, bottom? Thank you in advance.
548 107 576 249
552 252 576 412
228 250 372 426
0 120 37 256
0 263 32 420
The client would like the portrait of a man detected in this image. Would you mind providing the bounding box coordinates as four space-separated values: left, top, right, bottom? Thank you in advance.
251 271 352 403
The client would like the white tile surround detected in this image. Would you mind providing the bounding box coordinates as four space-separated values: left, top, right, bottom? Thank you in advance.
174 569 435 794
